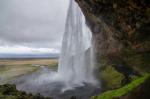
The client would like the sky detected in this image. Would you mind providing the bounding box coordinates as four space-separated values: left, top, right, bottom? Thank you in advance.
0 0 69 54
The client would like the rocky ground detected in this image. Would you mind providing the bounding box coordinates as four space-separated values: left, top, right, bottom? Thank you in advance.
0 84 53 99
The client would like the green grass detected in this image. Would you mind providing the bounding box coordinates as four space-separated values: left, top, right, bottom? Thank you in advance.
92 74 150 99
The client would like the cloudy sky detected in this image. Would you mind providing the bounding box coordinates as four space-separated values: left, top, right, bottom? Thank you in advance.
0 0 69 54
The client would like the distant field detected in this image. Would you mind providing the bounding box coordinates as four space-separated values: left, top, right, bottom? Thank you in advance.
0 59 58 84
0 58 58 66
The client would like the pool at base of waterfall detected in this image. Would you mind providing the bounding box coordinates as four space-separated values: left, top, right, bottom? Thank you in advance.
11 67 100 99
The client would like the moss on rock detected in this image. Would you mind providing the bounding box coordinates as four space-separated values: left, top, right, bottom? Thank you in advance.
92 74 150 99
0 84 53 99
100 65 124 90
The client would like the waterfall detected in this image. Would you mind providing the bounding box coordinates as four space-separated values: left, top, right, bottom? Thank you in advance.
57 0 97 89
12 0 99 94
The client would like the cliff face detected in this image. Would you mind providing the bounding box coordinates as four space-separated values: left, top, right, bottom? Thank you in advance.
76 0 150 55
76 0 150 92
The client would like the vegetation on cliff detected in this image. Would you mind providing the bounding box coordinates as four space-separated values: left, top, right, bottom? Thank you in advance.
76 0 150 99
92 74 150 99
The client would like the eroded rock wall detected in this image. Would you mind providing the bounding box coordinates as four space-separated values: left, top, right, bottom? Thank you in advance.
76 0 150 90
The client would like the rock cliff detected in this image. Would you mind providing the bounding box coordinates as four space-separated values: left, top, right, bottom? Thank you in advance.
76 0 150 98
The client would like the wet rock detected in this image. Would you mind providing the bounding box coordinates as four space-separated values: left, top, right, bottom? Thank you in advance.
76 0 150 95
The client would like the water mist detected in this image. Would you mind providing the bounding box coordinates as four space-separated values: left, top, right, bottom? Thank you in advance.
57 0 98 89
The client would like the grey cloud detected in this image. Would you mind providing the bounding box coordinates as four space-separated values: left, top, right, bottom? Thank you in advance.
0 0 69 50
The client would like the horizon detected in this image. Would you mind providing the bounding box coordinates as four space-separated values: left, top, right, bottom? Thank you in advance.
0 45 60 58
0 52 59 59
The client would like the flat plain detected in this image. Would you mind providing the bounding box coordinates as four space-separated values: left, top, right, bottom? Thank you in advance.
0 58 58 84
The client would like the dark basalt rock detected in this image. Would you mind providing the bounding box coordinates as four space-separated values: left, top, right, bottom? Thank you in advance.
76 0 150 56
76 0 150 97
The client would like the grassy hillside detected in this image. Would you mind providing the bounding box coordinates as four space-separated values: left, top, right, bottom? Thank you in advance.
92 74 150 99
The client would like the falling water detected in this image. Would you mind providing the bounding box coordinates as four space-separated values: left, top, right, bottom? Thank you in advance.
57 0 97 89
12 1 99 98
